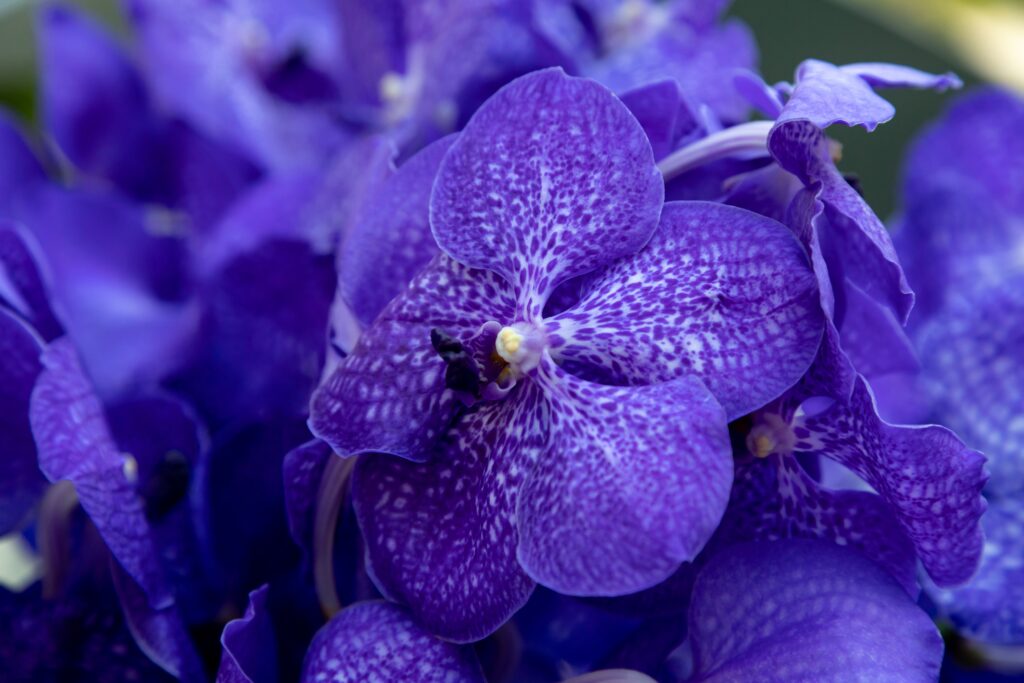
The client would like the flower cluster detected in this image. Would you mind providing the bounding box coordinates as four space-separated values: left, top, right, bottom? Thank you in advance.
0 1 1017 682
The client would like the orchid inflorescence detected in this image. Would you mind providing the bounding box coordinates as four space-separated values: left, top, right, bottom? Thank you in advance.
0 1 1021 682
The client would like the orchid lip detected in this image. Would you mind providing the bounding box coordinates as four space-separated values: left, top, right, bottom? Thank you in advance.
657 120 774 181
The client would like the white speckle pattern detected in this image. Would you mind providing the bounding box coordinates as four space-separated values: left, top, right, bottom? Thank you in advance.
352 385 543 642
548 201 823 420
798 376 988 587
718 453 918 595
300 601 484 683
430 68 663 317
917 277 1024 500
310 253 515 460
516 356 732 596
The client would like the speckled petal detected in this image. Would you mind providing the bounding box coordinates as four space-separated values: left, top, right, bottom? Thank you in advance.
547 201 823 420
927 497 1024 645
353 386 542 642
216 585 277 683
516 357 732 596
688 539 943 683
0 309 46 534
301 601 484 682
338 134 453 328
430 68 663 316
29 337 170 608
716 454 918 595
799 376 988 587
310 254 514 461
916 277 1024 499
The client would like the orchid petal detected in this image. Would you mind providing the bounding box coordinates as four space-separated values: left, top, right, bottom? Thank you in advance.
517 357 732 596
430 68 663 317
216 585 277 683
800 376 988 586
353 387 542 642
29 338 170 608
338 134 453 328
300 601 484 682
688 539 942 682
548 201 823 419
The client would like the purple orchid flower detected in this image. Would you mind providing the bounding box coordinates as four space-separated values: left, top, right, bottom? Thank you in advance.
309 68 824 641
893 88 1024 659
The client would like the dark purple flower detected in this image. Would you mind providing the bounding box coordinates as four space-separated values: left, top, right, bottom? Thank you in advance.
310 69 823 640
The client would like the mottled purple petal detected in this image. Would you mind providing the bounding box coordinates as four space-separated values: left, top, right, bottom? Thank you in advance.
517 358 732 596
0 309 46 534
301 601 485 682
716 454 918 595
310 254 514 461
800 376 988 586
688 539 943 682
927 497 1024 645
216 585 277 683
0 581 177 683
841 63 962 92
548 201 823 420
353 387 541 642
30 337 170 608
430 68 663 315
0 225 61 341
916 278 1024 499
338 134 453 328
